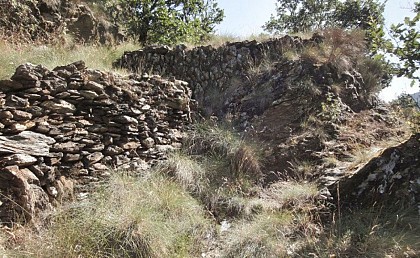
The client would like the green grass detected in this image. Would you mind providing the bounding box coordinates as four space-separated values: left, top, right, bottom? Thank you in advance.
0 37 139 80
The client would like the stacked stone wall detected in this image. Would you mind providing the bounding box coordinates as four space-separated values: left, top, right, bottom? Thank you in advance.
116 35 323 112
0 61 192 223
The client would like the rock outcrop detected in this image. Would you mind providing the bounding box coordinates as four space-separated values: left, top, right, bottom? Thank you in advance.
0 61 192 223
333 133 420 212
0 0 123 44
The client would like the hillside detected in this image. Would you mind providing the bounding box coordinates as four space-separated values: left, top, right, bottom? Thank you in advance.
0 0 122 44
0 1 419 257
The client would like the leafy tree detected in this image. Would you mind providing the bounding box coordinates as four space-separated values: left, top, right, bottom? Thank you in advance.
333 0 384 30
264 0 336 33
105 0 224 45
390 2 420 80
263 0 385 34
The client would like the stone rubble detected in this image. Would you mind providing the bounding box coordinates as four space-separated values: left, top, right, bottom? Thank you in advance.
0 61 192 223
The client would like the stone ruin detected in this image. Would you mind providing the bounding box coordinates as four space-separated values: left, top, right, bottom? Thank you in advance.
115 35 329 112
0 61 192 223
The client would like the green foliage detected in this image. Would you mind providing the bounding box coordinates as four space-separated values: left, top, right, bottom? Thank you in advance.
264 0 337 34
320 92 342 122
333 0 384 30
390 2 420 80
391 94 420 133
104 0 224 45
264 0 385 35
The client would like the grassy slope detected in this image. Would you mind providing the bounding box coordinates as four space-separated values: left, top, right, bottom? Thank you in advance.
0 38 139 80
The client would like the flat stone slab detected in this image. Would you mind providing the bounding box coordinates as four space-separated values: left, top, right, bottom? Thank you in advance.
0 131 56 157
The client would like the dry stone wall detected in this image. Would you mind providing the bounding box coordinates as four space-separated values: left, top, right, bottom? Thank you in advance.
116 36 323 114
0 61 192 223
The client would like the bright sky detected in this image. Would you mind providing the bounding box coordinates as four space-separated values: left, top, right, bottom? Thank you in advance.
215 0 420 102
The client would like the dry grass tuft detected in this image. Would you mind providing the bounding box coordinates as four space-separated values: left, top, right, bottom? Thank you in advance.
3 172 211 258
231 144 262 181
304 207 420 257
163 122 263 220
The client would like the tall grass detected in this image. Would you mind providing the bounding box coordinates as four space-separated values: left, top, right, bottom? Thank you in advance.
222 182 322 257
4 172 211 258
163 122 264 220
0 37 139 79
302 207 420 257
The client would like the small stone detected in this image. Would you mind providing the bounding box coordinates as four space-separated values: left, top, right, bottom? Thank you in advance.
142 137 155 148
11 110 32 120
41 99 76 113
0 154 37 167
114 115 138 124
141 104 151 110
0 111 13 119
83 152 104 165
28 165 44 178
103 145 124 155
84 81 104 94
47 186 58 197
44 152 63 166
85 144 105 152
80 90 99 100
11 63 40 81
6 95 29 107
9 123 28 133
52 142 85 153
120 141 141 150
63 153 81 162
92 163 108 171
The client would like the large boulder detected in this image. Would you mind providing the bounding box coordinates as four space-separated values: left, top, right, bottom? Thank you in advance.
332 133 420 212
